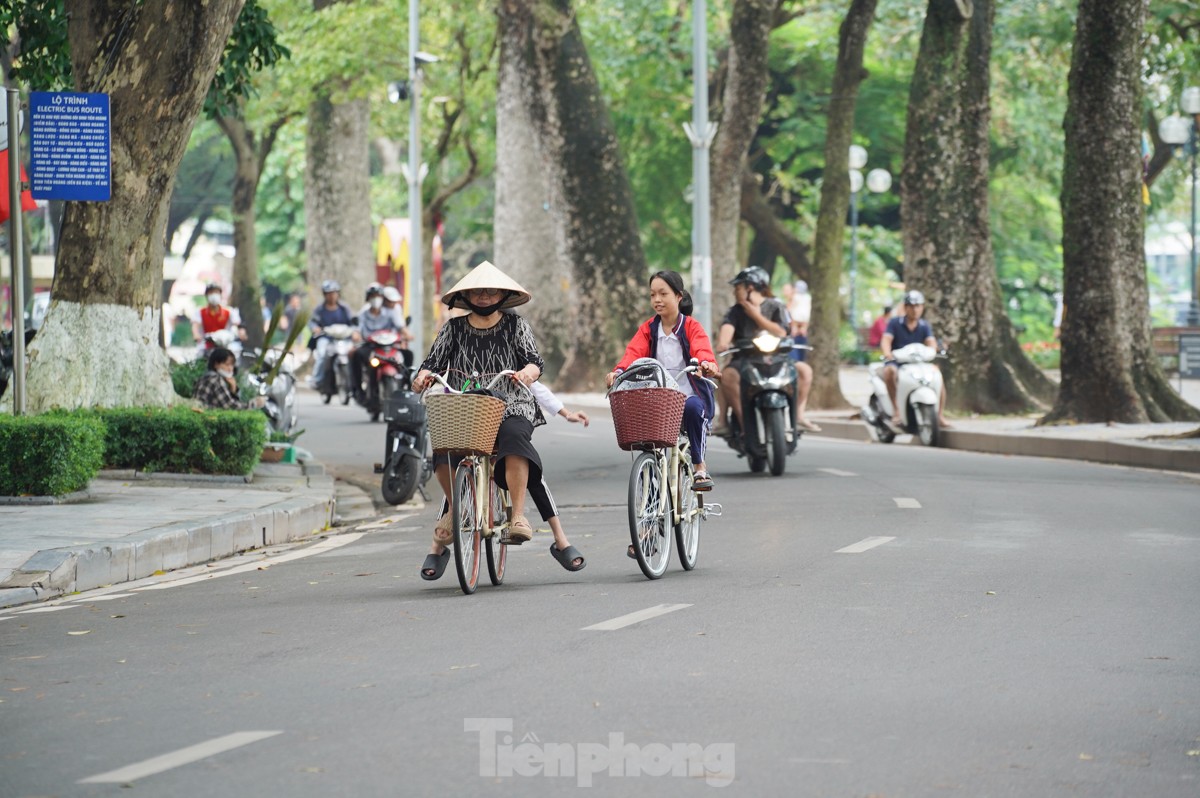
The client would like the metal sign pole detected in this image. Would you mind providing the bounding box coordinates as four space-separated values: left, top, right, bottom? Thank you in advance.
8 89 26 415
408 0 424 360
686 0 714 335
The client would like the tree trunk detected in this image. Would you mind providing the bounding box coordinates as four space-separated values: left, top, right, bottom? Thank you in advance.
17 0 245 412
710 0 780 303
498 0 646 390
741 167 812 282
216 113 290 353
495 14 574 379
1044 0 1199 424
306 0 371 309
807 0 878 410
901 0 1055 415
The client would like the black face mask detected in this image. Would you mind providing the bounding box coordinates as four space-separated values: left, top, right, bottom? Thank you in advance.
463 292 507 315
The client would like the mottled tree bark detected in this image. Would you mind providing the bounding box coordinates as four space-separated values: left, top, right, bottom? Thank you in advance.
495 13 574 378
498 0 646 390
18 0 245 411
305 0 372 310
901 0 1055 415
808 0 877 410
741 167 812 282
710 0 780 304
216 113 290 353
1044 0 1199 423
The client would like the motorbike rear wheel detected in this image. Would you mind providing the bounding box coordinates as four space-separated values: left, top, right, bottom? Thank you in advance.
381 450 419 506
765 408 787 476
868 396 896 444
336 362 352 405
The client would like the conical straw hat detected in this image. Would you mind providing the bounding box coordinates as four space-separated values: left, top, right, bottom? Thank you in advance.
441 260 531 310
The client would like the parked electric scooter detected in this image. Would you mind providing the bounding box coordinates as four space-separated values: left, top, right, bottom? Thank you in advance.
861 342 945 446
371 352 430 506
245 348 299 438
716 332 806 476
318 323 356 406
0 327 36 399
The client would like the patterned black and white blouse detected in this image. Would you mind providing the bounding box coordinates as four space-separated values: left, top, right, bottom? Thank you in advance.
419 312 546 427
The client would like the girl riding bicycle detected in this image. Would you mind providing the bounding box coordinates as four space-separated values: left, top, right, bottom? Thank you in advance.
413 261 586 579
607 270 720 491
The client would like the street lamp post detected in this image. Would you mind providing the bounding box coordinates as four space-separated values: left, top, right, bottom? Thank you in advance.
683 0 716 334
387 6 437 358
847 145 891 347
1158 85 1200 326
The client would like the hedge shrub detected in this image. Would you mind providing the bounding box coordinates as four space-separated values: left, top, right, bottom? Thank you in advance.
85 406 266 475
170 358 209 399
0 414 106 496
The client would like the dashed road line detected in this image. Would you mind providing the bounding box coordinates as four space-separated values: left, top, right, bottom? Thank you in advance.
583 603 692 631
893 497 921 509
78 731 283 784
836 536 896 554
819 468 857 477
68 593 137 602
15 605 79 615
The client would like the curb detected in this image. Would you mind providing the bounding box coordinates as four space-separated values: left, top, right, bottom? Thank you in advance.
0 461 336 609
808 418 1200 474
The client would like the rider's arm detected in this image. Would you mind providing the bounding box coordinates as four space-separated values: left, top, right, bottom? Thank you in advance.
715 322 736 353
512 316 545 385
880 332 894 360
529 380 561 416
743 302 787 337
684 317 719 377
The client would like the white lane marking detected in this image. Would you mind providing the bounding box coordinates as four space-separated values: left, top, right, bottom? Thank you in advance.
0 616 14 621
78 730 282 784
583 603 692 631
355 514 415 531
135 533 364 591
68 593 137 602
15 605 79 614
836 536 896 554
819 468 857 477
893 497 921 509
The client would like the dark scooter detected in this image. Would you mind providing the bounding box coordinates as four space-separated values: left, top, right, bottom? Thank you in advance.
0 328 36 399
371 351 431 506
716 332 807 477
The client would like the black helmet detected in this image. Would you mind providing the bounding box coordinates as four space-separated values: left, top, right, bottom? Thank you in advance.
321 279 341 294
903 289 926 306
365 282 383 300
729 266 770 292
204 282 222 295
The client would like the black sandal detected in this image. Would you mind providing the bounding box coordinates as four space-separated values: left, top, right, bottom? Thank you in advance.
550 543 586 572
692 471 714 491
419 549 451 581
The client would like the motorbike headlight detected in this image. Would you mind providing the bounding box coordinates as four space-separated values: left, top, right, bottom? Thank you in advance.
370 357 380 368
754 333 781 353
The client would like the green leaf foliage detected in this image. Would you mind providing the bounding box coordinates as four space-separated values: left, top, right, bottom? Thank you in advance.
0 414 105 496
0 0 72 89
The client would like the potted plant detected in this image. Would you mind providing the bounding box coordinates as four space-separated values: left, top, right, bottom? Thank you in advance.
262 428 304 464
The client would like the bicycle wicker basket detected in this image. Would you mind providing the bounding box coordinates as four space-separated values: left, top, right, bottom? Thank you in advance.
609 387 686 451
425 392 506 454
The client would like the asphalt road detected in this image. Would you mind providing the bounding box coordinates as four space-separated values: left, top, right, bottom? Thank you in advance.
2 389 1198 797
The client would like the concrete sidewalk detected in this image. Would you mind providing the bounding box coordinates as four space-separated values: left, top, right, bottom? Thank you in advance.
0 460 337 608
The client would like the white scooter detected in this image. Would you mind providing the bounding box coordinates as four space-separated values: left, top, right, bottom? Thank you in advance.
318 323 356 405
861 343 945 447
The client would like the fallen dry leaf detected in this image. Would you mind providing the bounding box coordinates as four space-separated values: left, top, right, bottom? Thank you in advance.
354 573 377 577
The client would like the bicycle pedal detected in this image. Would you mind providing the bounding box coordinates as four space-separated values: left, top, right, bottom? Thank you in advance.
703 502 723 518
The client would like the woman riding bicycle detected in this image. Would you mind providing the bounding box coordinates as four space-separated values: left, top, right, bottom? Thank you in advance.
412 261 586 579
606 270 720 491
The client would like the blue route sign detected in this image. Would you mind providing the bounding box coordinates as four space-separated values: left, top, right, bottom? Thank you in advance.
28 91 111 202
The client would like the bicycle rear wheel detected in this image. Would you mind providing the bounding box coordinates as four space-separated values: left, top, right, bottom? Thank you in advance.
628 451 671 579
451 462 481 595
486 479 508 586
674 460 701 571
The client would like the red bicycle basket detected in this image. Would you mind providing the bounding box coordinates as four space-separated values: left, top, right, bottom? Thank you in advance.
609 387 686 450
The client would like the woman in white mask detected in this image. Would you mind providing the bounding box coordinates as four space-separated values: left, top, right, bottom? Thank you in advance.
192 347 265 410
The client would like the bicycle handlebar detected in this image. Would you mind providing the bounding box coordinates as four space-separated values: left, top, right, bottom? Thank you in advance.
424 369 533 396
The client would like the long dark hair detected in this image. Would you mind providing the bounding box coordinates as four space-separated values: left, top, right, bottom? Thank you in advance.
649 270 694 316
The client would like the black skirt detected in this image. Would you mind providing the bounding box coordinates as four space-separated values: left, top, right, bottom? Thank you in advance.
492 416 542 491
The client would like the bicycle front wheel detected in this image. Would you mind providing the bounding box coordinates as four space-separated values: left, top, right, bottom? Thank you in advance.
674 461 701 571
628 451 671 579
486 479 508 586
451 462 481 595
